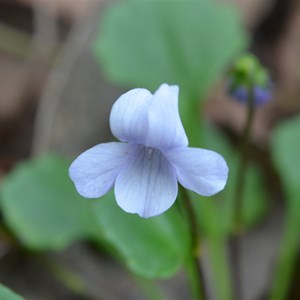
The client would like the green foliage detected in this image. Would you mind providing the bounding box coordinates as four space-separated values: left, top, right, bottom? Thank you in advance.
93 193 190 278
272 116 300 197
198 123 268 236
0 155 189 279
94 0 247 103
189 124 268 300
0 155 98 250
270 116 300 300
0 284 25 300
222 151 268 233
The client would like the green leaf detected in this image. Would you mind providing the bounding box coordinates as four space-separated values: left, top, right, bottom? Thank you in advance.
270 116 300 300
0 155 190 279
92 192 190 278
94 0 247 102
0 155 98 250
272 116 300 198
0 284 25 300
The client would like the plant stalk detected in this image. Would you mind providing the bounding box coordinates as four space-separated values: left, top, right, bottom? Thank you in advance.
180 186 207 300
230 82 255 300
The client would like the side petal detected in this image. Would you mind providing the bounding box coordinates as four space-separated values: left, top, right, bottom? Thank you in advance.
109 88 152 144
164 147 228 196
69 142 136 198
115 146 178 218
146 84 188 150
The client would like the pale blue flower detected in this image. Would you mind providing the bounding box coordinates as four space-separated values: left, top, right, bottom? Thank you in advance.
69 84 228 218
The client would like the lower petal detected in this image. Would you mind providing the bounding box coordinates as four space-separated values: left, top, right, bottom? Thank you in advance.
69 142 136 198
164 147 228 196
115 146 178 218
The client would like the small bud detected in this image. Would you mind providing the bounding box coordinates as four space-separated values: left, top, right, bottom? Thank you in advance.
228 53 273 106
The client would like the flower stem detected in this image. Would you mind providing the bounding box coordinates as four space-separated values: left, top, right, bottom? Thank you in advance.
269 208 300 300
230 82 255 299
180 186 207 300
234 84 255 230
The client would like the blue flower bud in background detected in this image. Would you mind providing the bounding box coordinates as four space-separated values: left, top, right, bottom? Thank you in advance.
232 82 273 106
228 53 273 106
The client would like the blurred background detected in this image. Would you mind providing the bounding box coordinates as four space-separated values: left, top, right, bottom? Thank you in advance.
1 0 300 299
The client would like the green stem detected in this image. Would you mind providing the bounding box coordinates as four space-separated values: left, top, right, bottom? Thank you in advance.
209 238 234 300
233 84 255 230
180 186 206 300
230 82 255 299
270 208 300 300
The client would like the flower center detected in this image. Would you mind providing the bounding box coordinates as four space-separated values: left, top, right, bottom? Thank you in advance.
147 147 154 160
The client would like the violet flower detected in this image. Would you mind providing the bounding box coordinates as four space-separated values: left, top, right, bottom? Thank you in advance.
69 84 228 218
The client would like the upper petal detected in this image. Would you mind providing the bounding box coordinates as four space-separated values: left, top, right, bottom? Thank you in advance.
164 147 228 196
69 142 136 198
145 84 188 150
115 146 178 218
109 88 152 144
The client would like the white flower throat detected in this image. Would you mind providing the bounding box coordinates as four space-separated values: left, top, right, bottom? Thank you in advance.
147 147 154 160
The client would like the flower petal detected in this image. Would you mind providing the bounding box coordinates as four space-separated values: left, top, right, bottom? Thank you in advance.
115 146 178 218
69 142 135 198
109 88 152 144
146 84 188 150
164 147 228 196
